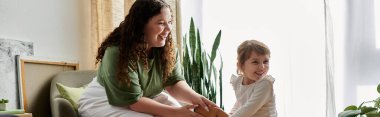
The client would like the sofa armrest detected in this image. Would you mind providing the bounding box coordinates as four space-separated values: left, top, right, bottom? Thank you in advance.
52 98 77 117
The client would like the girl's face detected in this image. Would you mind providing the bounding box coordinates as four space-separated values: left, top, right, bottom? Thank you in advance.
239 51 270 84
144 7 172 49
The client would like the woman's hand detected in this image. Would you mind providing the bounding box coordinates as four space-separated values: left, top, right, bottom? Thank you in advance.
189 93 217 111
164 105 203 117
129 97 203 117
194 105 229 117
166 81 217 110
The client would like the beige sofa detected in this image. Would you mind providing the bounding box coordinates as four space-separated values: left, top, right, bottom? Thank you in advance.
50 70 97 117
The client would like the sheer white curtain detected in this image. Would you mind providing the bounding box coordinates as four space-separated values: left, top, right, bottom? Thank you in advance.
331 0 380 114
202 0 326 117
325 0 337 116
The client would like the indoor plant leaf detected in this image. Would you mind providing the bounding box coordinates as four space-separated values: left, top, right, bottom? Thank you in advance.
344 105 358 111
338 110 361 117
360 106 378 114
182 17 224 108
210 30 222 64
375 97 380 108
340 83 380 117
365 113 380 117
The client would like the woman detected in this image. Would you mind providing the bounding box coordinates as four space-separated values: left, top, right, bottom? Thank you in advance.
78 0 215 117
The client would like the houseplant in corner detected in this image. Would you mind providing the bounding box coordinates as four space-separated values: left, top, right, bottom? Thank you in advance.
0 98 9 111
182 17 224 109
338 83 380 117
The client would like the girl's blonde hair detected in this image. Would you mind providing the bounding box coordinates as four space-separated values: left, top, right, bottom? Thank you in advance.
236 40 270 74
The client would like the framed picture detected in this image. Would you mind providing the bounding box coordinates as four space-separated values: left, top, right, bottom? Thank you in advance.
0 38 33 110
16 55 78 117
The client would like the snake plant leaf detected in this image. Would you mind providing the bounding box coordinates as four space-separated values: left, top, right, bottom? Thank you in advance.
210 30 222 64
212 65 218 91
183 17 223 109
196 29 202 63
189 18 196 56
219 54 224 109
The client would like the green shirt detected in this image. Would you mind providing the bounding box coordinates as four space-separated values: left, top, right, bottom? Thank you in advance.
97 46 185 106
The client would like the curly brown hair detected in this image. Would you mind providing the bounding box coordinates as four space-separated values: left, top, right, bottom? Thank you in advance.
96 0 176 86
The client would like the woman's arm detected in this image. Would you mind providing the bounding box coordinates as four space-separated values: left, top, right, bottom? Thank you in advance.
165 81 217 110
129 97 201 117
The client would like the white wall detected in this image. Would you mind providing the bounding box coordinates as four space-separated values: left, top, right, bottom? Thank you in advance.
179 0 203 36
0 0 92 70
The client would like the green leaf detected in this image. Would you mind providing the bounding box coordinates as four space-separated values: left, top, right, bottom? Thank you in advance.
189 18 196 56
218 54 224 109
359 102 365 109
365 113 380 117
210 30 221 64
338 110 361 117
345 105 358 111
182 17 223 106
361 106 377 114
375 97 380 108
340 83 380 117
0 99 8 104
196 29 202 63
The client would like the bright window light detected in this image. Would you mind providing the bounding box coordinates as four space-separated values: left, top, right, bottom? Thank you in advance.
357 85 378 105
376 0 380 48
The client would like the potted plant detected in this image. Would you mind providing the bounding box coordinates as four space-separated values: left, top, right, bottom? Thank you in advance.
182 17 224 109
0 98 9 111
338 84 380 117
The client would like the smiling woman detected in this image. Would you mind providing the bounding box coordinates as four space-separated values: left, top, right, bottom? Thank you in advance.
78 0 217 117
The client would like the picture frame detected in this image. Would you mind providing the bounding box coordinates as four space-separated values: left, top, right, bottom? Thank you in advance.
15 55 79 117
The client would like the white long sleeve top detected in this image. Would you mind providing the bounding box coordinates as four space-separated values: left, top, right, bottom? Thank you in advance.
229 74 277 117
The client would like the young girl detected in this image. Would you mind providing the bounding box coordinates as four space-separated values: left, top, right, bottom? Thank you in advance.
229 40 277 117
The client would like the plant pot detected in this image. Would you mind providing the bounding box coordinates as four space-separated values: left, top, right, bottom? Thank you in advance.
0 103 6 111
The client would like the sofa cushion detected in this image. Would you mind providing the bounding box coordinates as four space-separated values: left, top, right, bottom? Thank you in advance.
56 83 87 110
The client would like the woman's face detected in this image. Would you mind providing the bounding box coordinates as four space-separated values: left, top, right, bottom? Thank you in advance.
144 7 172 49
239 51 270 84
